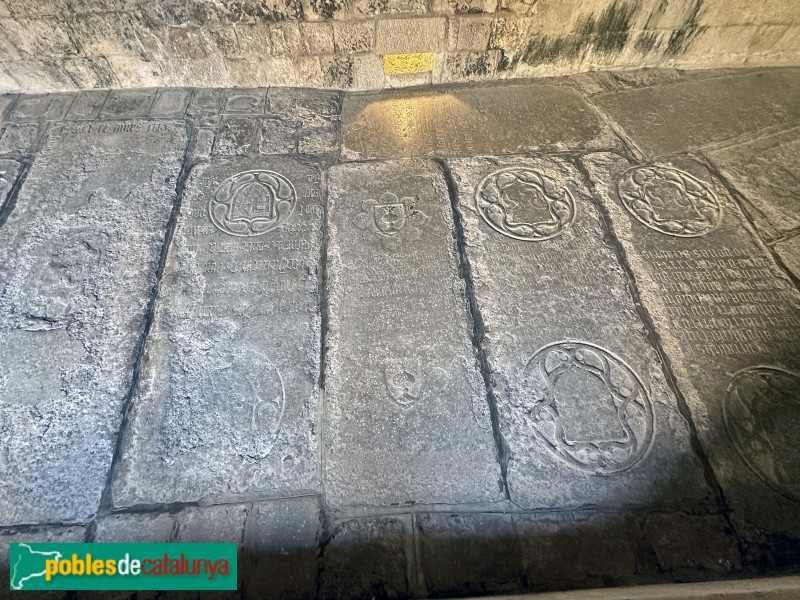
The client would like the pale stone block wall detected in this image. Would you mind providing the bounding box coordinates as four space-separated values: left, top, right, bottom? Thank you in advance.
0 0 797 92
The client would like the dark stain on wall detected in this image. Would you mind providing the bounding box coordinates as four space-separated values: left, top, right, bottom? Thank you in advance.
666 0 707 55
635 30 662 53
522 0 640 66
311 0 347 19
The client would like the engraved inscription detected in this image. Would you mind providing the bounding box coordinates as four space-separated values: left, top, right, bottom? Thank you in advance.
476 167 575 241
520 341 654 475
209 170 297 237
724 367 800 501
617 166 722 237
644 247 800 357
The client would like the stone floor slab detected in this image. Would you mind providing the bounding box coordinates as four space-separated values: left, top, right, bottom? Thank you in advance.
112 156 324 507
581 152 800 554
774 234 800 281
0 120 187 525
324 160 503 508
341 83 620 160
705 127 800 242
447 155 709 510
593 70 800 158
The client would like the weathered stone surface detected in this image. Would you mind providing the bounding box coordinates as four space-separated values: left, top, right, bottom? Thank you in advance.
515 511 639 590
94 512 175 543
222 88 267 115
0 159 22 208
448 155 709 510
593 70 800 157
320 517 410 600
774 234 800 281
1 526 85 594
417 512 523 596
260 118 298 155
0 122 38 153
333 21 375 54
150 88 192 118
705 127 800 242
0 120 187 525
242 497 321 600
112 155 323 507
10 92 72 120
100 89 155 118
581 153 800 550
325 160 502 508
644 513 741 574
65 89 107 119
213 116 258 155
175 504 248 543
375 17 446 54
341 83 619 160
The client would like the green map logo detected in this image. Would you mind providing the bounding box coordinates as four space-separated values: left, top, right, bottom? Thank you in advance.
10 543 63 590
8 543 237 591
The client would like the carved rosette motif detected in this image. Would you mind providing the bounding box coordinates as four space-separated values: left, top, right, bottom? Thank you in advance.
519 341 654 475
475 167 576 241
724 366 800 501
617 165 722 237
209 170 296 237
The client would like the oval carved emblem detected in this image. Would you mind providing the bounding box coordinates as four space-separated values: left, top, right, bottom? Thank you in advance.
475 167 575 241
617 165 722 237
521 341 654 475
724 366 800 501
209 170 296 237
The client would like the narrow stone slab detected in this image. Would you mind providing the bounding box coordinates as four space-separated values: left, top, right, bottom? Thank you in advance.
581 153 800 548
705 127 800 242
325 160 502 508
341 83 620 160
112 155 323 507
447 155 709 510
593 70 800 158
0 120 187 525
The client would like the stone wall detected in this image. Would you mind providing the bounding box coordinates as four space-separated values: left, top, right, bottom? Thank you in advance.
0 0 797 92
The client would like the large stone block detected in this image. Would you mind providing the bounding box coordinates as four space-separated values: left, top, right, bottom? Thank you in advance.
341 82 620 159
375 17 446 54
242 497 321 600
320 516 411 600
446 155 710 510
324 160 503 507
705 127 800 243
593 70 800 157
0 119 187 524
581 152 800 555
417 513 524 596
112 155 323 507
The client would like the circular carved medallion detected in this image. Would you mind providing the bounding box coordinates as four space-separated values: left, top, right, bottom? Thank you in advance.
521 341 654 475
209 170 296 237
724 367 800 501
475 167 575 241
617 165 721 237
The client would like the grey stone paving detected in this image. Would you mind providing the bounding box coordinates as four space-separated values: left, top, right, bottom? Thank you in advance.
1 68 800 599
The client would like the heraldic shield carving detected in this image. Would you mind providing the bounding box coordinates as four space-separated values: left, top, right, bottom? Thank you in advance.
520 341 654 475
209 170 297 237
